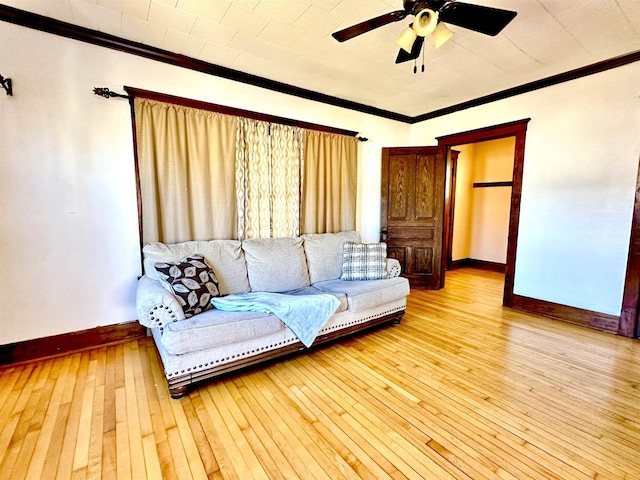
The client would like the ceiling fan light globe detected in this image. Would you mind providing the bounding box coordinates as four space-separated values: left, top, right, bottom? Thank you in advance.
413 8 439 37
396 26 417 53
432 22 454 48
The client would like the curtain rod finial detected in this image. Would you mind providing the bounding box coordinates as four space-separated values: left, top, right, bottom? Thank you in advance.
93 87 129 99
0 74 12 96
357 136 368 142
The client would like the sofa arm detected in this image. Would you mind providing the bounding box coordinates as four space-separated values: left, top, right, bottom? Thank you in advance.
385 258 401 278
136 275 186 329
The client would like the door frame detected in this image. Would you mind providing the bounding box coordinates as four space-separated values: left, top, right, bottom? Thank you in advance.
436 118 531 307
444 150 459 271
619 153 640 338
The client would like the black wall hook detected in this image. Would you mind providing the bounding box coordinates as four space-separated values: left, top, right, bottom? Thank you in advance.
0 74 12 96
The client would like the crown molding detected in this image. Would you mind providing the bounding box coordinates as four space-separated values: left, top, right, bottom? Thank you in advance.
0 4 412 123
411 49 640 123
1 4 639 124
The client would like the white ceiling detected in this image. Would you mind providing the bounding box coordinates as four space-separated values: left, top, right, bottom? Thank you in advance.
4 0 640 117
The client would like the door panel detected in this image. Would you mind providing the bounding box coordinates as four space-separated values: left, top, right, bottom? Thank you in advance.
415 154 436 220
414 247 434 274
388 156 412 220
381 146 446 289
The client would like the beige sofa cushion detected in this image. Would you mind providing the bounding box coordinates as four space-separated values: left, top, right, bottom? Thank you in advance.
242 237 310 292
301 231 361 284
142 240 249 295
313 277 410 313
160 309 283 355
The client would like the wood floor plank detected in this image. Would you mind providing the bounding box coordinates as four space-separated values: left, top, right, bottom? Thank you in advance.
260 368 366 480
1 268 639 479
167 396 208 479
114 386 131 480
330 339 582 480
239 372 336 480
276 363 394 480
297 353 487 480
224 380 298 479
41 402 71 480
86 383 105 480
197 386 257 479
21 356 68 480
140 341 179 479
56 352 89 480
122 342 146 480
376 316 636 473
231 376 321 479
181 394 220 477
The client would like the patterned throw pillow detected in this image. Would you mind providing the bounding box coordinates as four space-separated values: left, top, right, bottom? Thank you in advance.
154 254 220 318
340 242 387 281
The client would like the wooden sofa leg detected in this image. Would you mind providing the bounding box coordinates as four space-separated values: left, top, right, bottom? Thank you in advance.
392 314 403 325
169 385 188 399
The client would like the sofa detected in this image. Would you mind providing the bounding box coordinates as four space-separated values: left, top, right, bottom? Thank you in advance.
136 231 410 398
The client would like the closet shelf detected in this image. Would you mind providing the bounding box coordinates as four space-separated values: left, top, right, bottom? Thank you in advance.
472 181 512 188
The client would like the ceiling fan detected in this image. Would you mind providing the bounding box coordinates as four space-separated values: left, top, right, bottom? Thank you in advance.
332 0 517 65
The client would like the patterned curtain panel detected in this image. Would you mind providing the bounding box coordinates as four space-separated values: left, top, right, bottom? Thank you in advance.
134 98 237 244
236 119 303 239
235 118 272 239
302 131 358 234
270 123 303 238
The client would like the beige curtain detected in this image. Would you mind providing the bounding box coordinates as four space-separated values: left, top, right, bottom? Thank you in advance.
235 119 303 239
135 98 238 244
302 131 358 234
135 98 237 243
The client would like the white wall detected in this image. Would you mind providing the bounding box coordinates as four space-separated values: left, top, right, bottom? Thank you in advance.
410 63 640 316
0 22 410 344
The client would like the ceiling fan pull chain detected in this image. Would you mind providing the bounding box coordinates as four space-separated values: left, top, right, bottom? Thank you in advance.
421 44 425 73
413 58 417 74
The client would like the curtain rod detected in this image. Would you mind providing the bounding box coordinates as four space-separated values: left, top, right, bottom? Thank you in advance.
92 86 366 140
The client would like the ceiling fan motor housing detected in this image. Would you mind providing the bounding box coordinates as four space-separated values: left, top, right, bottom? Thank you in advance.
404 0 448 15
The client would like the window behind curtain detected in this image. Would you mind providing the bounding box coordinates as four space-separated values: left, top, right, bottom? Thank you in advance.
133 96 358 245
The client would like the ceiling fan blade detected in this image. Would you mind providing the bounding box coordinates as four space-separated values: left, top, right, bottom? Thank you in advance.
439 2 517 36
395 36 424 64
332 10 407 42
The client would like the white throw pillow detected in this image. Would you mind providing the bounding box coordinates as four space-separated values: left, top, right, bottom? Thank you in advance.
302 231 361 283
242 237 311 292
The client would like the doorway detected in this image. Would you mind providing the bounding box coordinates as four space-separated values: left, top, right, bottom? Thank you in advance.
437 119 530 307
447 137 516 274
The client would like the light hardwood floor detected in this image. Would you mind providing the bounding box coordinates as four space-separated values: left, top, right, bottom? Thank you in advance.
1 268 639 479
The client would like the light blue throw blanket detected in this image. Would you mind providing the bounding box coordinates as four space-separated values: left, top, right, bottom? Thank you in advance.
211 292 340 347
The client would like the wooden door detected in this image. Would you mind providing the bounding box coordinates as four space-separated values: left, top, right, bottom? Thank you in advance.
381 146 446 289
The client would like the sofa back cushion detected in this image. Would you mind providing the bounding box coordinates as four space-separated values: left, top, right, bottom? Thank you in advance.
143 240 249 295
242 237 310 292
301 231 361 283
